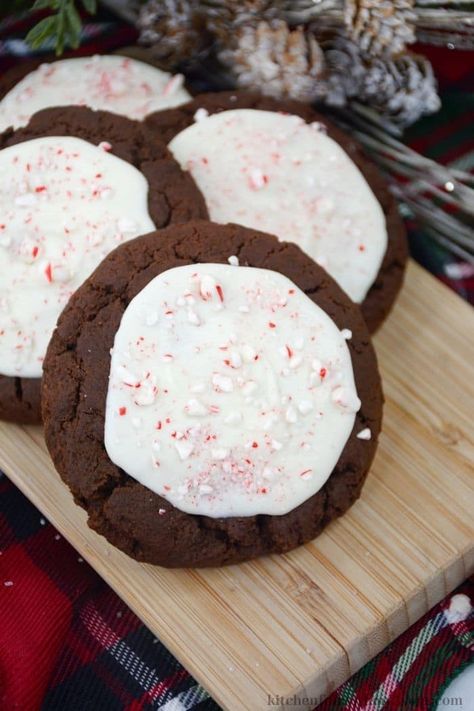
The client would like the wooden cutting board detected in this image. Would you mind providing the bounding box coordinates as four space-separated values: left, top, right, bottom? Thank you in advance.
1 260 473 710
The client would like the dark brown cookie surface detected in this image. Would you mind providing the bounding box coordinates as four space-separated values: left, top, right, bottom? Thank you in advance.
146 91 408 333
42 220 383 568
0 106 208 425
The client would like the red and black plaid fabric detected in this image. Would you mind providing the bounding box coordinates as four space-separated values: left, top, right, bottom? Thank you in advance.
1 473 473 710
0 474 215 710
0 7 473 711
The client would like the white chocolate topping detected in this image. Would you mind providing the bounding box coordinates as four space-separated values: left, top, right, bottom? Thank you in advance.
0 136 155 377
169 109 388 303
104 263 361 517
0 55 191 132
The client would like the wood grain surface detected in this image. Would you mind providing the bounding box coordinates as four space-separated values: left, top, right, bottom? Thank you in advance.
1 260 473 710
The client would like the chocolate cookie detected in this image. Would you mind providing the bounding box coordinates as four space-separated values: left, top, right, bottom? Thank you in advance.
0 106 207 425
42 220 383 568
146 92 408 332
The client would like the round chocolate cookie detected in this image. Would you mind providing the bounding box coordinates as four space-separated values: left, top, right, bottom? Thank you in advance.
0 106 207 425
42 220 383 568
146 91 408 333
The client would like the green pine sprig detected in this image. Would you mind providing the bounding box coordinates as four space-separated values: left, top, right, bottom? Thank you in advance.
25 0 97 55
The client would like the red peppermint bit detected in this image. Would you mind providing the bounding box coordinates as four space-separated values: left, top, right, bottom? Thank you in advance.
254 355 259 361
26 163 31 172
155 421 162 430
165 417 171 424
268 322 276 329
258 487 268 494
252 442 258 448
0 224 5 230
163 485 171 492
32 246 39 258
215 285 224 302
95 173 102 178
165 310 173 316
320 367 327 379
223 359 231 366
201 157 208 165
300 469 312 478
219 346 228 351
56 149 63 155
286 345 293 358
263 175 269 184
119 406 127 416
209 405 220 414
171 431 177 439
358 244 366 252
35 185 47 193
245 458 252 465
288 289 295 295
44 263 53 283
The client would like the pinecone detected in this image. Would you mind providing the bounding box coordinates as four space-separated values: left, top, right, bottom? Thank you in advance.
325 36 441 126
345 0 416 57
219 20 326 103
323 37 366 106
204 1 281 42
137 0 208 70
201 0 279 51
364 52 441 126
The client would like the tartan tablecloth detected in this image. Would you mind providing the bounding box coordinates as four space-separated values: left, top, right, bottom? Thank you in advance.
1 473 473 711
0 7 473 711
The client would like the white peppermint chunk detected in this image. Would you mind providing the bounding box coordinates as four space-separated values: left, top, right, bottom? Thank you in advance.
174 440 194 460
185 399 207 417
212 373 234 392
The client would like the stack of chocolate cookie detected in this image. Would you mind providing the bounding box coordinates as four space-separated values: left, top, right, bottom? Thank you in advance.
0 55 407 567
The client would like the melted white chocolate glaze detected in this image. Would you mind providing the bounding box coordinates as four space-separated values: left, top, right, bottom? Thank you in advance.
0 55 191 131
104 263 361 518
0 136 155 377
